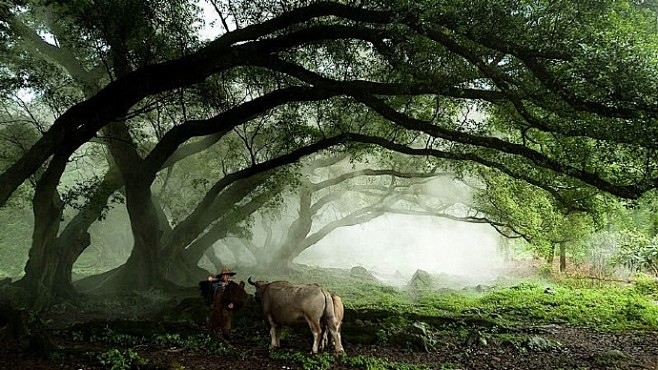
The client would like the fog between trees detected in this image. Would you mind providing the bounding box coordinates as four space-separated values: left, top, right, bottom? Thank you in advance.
2 1 658 309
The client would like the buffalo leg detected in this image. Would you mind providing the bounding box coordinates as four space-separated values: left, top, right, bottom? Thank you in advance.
327 322 344 353
320 319 343 352
305 316 322 354
320 328 328 351
267 315 280 348
320 317 329 351
269 326 279 348
330 328 344 353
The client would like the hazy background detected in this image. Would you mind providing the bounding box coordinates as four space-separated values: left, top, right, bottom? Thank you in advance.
296 215 505 286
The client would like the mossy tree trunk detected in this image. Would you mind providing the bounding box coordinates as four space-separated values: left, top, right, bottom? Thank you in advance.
102 121 168 290
16 150 74 308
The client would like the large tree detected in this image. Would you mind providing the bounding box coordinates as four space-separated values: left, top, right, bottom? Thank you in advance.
4 0 212 301
2 1 656 203
2 0 658 303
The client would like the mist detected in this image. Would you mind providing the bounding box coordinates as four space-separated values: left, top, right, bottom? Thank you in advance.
296 214 506 286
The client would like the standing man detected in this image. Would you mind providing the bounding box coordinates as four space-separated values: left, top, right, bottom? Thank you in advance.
210 266 237 309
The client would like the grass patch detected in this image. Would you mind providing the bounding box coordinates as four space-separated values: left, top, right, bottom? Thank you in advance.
473 282 658 330
308 269 658 332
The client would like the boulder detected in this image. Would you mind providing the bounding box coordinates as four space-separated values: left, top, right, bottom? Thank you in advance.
350 266 377 281
408 269 432 289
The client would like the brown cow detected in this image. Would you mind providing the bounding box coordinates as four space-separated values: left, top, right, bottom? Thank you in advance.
199 280 248 337
248 277 344 354
321 293 344 352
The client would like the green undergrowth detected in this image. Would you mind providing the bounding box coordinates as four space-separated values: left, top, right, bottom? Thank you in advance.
42 268 658 369
325 275 658 332
252 266 658 331
472 282 658 330
97 348 149 370
66 323 233 356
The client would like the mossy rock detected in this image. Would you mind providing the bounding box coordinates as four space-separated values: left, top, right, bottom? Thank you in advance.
408 269 432 289
350 266 377 281
388 331 432 351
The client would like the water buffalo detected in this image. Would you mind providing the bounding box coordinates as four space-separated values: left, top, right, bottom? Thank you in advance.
321 292 344 351
199 280 248 337
248 277 344 354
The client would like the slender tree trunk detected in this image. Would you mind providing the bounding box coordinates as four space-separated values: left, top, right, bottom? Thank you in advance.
559 242 567 273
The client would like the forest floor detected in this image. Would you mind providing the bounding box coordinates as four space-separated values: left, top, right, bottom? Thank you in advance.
2 327 658 370
1 299 658 370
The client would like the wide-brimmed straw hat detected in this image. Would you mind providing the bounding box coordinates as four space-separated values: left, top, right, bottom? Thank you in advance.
218 266 237 276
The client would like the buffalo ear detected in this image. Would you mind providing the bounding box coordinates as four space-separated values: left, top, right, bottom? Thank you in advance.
239 281 245 288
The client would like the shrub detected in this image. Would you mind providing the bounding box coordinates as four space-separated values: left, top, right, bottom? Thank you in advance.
97 348 148 370
633 274 658 297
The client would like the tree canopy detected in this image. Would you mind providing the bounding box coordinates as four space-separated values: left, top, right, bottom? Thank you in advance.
2 0 658 304
2 1 657 204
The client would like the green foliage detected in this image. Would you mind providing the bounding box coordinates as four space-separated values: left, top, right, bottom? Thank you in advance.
4 0 658 324
338 354 432 370
451 282 658 330
374 315 410 345
321 271 658 331
633 274 658 297
82 324 232 356
285 267 658 332
45 270 658 369
612 232 658 276
97 348 149 370
536 264 553 279
340 283 413 309
471 169 602 261
151 333 232 356
89 326 142 347
415 292 477 316
376 319 438 352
